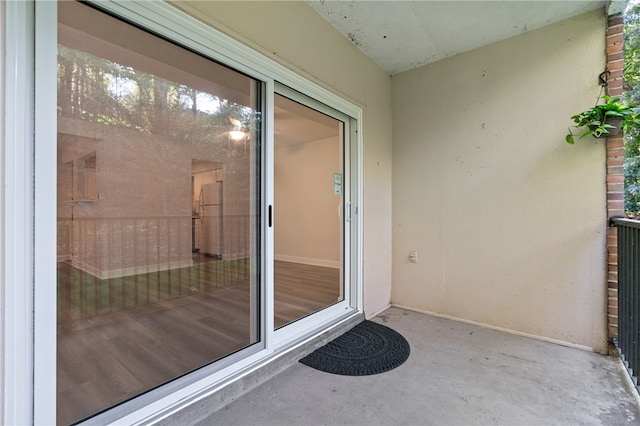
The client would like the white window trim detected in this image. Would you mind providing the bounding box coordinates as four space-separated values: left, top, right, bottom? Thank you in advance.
34 1 58 423
4 1 35 425
10 1 366 424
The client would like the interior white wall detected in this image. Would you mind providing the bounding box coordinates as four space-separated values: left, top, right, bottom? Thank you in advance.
274 136 341 268
175 1 393 316
391 10 608 352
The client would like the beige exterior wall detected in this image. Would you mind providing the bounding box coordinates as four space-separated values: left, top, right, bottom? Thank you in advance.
391 10 608 352
176 1 394 316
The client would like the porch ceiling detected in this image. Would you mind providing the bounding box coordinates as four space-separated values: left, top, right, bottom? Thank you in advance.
306 0 623 75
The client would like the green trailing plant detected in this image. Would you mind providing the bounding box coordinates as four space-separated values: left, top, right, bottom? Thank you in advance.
566 95 640 144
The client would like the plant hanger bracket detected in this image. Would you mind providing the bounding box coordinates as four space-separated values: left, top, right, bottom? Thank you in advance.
599 69 611 98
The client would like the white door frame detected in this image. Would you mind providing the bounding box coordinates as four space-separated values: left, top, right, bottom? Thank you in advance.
271 82 356 346
6 1 364 424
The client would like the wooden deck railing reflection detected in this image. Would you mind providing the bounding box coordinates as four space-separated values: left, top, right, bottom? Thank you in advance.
57 215 253 331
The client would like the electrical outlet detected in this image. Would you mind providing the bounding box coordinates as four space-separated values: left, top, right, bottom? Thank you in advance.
409 251 418 263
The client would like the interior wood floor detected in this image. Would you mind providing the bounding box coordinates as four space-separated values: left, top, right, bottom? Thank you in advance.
57 259 341 425
274 260 341 328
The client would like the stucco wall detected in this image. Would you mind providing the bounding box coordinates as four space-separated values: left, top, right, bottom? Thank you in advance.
175 1 393 316
391 10 608 352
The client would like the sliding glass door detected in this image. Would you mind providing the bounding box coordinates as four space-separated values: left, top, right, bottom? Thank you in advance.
273 91 347 329
57 2 262 423
40 1 360 423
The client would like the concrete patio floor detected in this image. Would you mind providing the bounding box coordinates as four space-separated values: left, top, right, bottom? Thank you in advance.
197 307 640 425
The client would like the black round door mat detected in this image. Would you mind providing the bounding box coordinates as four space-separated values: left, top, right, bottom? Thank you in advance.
299 320 410 376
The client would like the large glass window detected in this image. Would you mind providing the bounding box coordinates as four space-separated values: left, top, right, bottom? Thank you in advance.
56 2 262 423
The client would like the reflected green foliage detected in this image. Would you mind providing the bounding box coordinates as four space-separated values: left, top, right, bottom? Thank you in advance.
625 3 640 216
57 46 256 143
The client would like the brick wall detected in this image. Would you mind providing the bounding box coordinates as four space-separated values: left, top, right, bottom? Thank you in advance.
607 13 624 339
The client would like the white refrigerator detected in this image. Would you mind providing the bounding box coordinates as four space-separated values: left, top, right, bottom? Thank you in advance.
199 182 223 258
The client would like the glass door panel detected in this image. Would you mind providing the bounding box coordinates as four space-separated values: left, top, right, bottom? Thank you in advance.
273 93 345 329
56 2 262 423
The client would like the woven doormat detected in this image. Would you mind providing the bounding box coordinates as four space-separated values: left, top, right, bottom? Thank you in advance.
299 320 410 376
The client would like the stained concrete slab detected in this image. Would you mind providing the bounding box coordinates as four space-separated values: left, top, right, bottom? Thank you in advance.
196 307 640 425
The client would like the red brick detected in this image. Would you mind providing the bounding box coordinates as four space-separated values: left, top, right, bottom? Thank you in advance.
607 10 624 316
607 75 624 88
607 40 623 50
609 69 624 79
607 137 624 149
609 15 624 26
607 33 624 45
607 51 624 62
607 70 624 79
607 147 625 157
609 82 624 91
608 87 624 97
608 165 624 175
609 211 625 219
607 42 623 53
607 155 624 166
608 23 623 32
608 29 623 39
608 183 624 194
607 146 624 155
608 78 623 88
608 59 624 70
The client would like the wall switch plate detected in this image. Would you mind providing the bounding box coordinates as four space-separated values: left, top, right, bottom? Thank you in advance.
409 251 418 263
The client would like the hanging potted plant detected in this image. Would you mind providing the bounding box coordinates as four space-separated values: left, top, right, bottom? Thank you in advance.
566 95 640 144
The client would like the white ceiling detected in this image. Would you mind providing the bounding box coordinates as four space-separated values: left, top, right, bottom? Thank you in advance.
306 0 618 75
274 93 339 147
